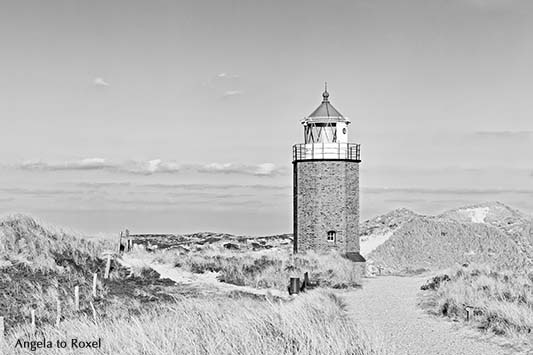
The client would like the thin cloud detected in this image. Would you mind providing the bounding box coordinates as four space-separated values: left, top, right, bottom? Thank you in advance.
75 182 132 188
475 130 533 139
93 77 110 87
0 187 80 198
203 72 240 89
216 73 240 79
465 0 518 9
363 187 533 195
119 159 181 175
137 183 290 191
17 159 286 177
196 163 286 176
75 182 290 191
222 90 244 98
21 158 112 171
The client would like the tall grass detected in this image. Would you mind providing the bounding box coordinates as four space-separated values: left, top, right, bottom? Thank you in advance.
0 214 103 272
2 291 388 355
154 248 362 290
0 215 125 331
422 264 533 339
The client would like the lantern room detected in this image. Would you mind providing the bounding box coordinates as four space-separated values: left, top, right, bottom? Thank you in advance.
293 85 361 162
302 84 350 144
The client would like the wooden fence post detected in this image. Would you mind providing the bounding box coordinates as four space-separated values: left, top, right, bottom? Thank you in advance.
0 316 4 344
301 272 309 292
74 286 80 312
31 310 36 333
92 273 98 297
104 254 112 279
125 229 130 252
56 298 61 326
117 231 123 254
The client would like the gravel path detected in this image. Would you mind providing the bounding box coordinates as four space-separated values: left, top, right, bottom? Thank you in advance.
343 275 526 355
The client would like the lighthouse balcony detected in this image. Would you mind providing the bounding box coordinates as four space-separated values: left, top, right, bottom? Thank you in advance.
292 143 361 162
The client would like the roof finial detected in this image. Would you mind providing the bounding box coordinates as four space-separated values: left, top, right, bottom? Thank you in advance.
322 81 329 102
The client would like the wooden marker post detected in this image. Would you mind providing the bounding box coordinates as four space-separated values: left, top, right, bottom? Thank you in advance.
92 273 98 297
31 310 36 333
117 231 123 253
74 286 80 311
56 299 61 326
301 272 309 292
104 254 112 279
0 316 4 344
125 229 131 252
288 277 300 295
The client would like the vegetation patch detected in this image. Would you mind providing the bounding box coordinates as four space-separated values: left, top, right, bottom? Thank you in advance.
156 249 363 291
421 264 533 341
0 215 183 331
2 291 388 355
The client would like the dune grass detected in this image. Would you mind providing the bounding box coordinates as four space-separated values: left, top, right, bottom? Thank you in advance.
154 248 363 291
0 214 104 272
422 264 533 339
0 215 176 332
2 290 388 355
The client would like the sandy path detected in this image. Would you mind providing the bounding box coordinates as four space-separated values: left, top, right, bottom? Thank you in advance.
343 276 525 355
119 254 289 300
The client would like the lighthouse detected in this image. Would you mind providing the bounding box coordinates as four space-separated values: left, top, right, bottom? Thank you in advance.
292 85 365 263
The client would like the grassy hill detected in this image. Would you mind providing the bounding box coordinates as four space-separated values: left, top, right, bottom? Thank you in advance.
364 202 533 273
0 214 102 271
0 215 176 331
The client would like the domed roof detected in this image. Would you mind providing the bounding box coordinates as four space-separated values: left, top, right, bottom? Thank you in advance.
304 85 349 123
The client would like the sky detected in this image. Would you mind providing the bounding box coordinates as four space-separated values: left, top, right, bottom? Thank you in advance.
0 0 532 237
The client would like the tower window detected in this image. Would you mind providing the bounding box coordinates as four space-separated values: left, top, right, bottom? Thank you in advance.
327 231 336 242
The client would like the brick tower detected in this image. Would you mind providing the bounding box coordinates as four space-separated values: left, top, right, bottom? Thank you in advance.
292 85 365 262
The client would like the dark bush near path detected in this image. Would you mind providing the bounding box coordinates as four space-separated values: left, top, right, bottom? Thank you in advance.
420 274 451 291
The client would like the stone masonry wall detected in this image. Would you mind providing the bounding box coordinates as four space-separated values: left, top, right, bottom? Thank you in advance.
293 160 360 254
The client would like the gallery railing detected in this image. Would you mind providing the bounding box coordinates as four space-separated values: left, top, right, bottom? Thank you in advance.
292 143 361 162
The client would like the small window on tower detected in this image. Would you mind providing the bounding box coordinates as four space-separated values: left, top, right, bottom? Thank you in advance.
327 231 336 242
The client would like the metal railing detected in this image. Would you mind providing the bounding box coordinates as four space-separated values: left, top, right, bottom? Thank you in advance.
292 143 361 162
